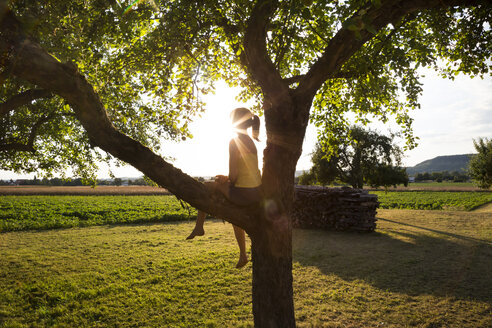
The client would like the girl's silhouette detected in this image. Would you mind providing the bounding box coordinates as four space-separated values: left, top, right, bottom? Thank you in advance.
186 107 262 268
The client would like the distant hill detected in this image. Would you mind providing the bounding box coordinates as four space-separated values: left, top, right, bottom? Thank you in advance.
406 154 474 175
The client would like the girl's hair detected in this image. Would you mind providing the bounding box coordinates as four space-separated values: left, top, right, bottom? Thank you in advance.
231 107 260 141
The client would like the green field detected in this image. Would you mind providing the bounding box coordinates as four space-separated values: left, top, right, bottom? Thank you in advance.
1 210 491 327
0 195 195 232
373 191 492 211
2 191 492 233
408 182 476 188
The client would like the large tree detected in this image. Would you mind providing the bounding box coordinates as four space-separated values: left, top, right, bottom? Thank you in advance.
1 0 490 326
302 125 408 188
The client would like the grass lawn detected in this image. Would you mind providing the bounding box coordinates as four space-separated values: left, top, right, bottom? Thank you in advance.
367 182 483 192
2 192 491 233
373 191 492 211
408 182 477 188
1 209 491 327
0 195 194 232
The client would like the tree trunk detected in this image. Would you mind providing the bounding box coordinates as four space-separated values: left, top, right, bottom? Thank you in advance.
249 119 305 327
251 227 294 328
352 149 363 189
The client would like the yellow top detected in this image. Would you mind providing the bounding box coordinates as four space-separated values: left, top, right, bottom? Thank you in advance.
234 152 262 188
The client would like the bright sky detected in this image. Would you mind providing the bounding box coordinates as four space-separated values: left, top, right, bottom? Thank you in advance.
1 69 490 180
400 70 492 166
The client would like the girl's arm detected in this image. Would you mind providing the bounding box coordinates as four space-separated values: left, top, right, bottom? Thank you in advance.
229 139 239 184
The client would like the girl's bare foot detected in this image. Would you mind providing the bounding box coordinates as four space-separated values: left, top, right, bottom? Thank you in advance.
186 227 204 240
236 256 248 269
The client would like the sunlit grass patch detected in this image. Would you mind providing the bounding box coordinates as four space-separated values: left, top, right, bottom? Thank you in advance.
0 220 253 327
0 195 194 232
2 208 491 327
292 208 492 327
372 191 492 211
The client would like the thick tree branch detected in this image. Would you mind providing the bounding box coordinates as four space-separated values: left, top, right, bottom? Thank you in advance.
0 89 53 117
295 0 485 101
0 7 258 234
243 0 290 103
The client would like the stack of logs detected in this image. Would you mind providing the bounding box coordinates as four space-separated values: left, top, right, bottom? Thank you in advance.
292 185 379 232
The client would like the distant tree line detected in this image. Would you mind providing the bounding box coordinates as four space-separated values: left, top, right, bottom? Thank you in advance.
0 176 155 186
413 171 470 183
4 176 87 186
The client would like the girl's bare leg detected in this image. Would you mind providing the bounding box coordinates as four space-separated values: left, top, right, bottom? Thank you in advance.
186 210 206 239
217 181 248 268
233 225 248 268
187 179 248 268
186 181 218 240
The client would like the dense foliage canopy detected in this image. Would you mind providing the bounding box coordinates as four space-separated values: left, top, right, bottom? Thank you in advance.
1 0 490 181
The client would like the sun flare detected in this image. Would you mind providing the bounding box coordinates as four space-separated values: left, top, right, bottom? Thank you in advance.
170 91 253 177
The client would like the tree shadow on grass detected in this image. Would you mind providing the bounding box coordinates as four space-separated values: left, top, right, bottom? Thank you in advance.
293 218 492 303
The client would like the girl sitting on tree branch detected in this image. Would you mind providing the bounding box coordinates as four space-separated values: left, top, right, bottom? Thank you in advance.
186 107 262 269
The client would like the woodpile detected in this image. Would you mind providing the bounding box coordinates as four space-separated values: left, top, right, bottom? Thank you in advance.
292 185 379 232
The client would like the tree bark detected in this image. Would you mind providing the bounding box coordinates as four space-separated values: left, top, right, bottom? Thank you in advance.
250 170 296 327
251 229 294 328
242 1 310 322
248 102 307 327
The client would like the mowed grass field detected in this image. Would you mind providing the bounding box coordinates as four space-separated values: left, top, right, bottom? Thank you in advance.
0 195 195 232
370 182 483 192
1 188 491 232
1 187 491 327
373 191 492 211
